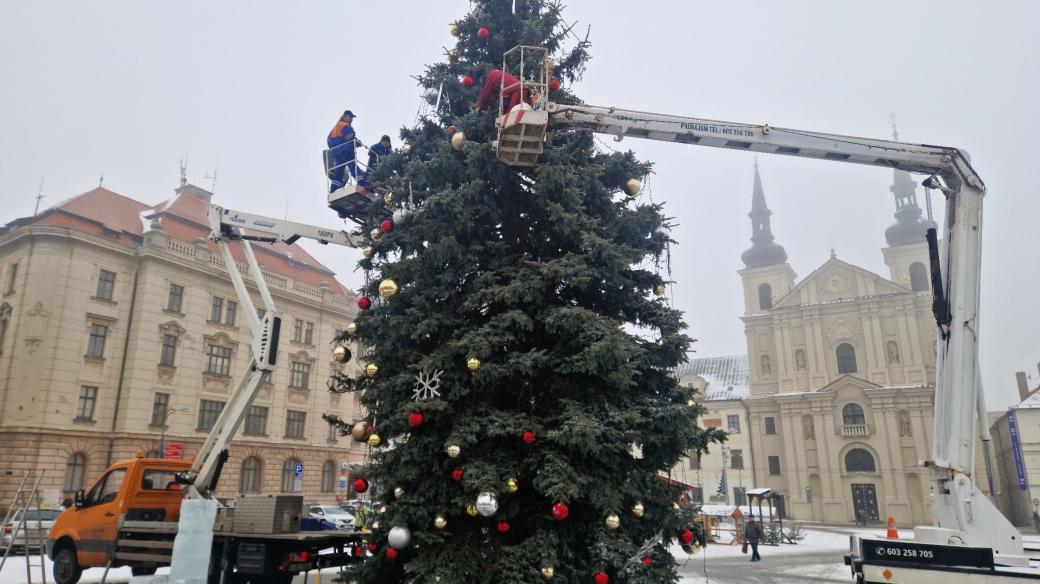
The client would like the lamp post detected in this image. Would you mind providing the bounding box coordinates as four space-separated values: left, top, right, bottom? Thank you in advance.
159 407 192 457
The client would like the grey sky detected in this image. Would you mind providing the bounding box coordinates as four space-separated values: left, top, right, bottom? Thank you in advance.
1 1 1037 408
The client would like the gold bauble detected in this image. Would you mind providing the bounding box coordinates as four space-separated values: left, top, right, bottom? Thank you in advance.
466 504 478 517
672 502 681 510
605 513 620 530
446 444 461 458
346 322 358 335
687 399 696 407
394 486 405 499
365 363 379 377
624 178 641 197
379 505 388 513
466 357 481 372
379 279 399 299
632 502 645 518
351 421 369 441
506 478 519 493
384 192 394 205
370 228 381 240
654 284 667 297
371 520 381 530
332 345 351 363
401 144 412 154
368 433 382 447
448 48 460 61
540 566 555 580
449 23 460 37
451 131 466 150
545 58 556 72
434 515 448 529
362 246 374 259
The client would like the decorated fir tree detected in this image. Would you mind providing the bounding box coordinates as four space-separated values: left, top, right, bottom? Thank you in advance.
328 1 725 582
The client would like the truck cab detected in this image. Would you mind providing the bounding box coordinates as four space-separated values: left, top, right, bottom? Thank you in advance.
47 456 191 584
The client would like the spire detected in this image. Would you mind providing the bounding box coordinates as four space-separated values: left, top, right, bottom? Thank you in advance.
741 161 788 269
884 117 931 246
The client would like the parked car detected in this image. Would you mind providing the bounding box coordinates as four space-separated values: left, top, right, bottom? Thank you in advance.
3 508 63 549
338 499 373 516
307 505 354 530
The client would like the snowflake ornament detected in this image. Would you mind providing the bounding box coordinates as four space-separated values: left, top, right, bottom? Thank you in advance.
412 369 443 401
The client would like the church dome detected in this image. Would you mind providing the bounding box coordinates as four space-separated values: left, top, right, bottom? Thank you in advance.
742 240 788 269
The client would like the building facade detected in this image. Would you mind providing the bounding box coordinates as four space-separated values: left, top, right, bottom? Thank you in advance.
0 184 366 508
991 366 1040 526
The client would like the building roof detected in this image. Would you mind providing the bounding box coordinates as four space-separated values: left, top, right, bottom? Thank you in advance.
741 162 788 269
1015 387 1040 409
676 354 750 400
2 185 350 295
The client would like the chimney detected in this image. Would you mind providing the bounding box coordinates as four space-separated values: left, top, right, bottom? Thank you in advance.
1017 371 1030 402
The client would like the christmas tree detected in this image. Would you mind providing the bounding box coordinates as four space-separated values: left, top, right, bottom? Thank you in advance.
328 1 725 582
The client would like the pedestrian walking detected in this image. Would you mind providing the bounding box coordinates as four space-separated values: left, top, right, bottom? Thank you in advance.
744 516 764 562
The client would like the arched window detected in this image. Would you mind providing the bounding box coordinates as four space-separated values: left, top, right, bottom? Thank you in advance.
757 283 773 310
64 453 87 491
836 343 857 374
909 262 928 292
760 354 772 376
241 456 262 493
281 458 301 492
842 403 866 426
321 460 336 492
845 448 876 473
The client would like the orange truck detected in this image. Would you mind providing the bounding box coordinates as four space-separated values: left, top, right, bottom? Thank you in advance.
47 455 364 584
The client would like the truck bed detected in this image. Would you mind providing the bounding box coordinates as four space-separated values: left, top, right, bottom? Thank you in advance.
123 520 366 542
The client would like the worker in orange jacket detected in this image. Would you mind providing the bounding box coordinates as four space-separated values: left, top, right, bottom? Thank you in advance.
327 110 361 192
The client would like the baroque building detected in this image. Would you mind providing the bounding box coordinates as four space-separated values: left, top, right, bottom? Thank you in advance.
0 183 365 508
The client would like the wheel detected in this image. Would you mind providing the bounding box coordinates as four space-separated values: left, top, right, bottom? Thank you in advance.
132 566 158 576
52 545 83 584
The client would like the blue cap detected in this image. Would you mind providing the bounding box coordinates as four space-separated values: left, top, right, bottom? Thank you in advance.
343 110 357 117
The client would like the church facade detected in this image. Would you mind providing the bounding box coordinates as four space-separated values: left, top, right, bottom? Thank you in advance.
735 162 940 525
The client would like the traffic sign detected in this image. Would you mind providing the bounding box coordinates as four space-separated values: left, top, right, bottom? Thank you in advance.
338 478 347 489
164 443 184 459
294 463 304 478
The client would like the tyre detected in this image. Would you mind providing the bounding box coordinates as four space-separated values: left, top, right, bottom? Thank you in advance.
52 545 83 584
131 566 158 576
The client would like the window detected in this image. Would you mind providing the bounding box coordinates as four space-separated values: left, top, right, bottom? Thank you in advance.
688 451 701 470
197 399 225 431
75 386 97 420
0 312 8 353
845 448 876 473
730 449 744 470
87 468 126 505
293 319 303 342
64 453 86 491
142 470 180 490
86 323 108 358
842 403 866 426
836 343 857 374
764 416 776 435
304 321 314 345
321 460 335 492
909 262 929 292
224 300 237 326
689 487 703 504
244 406 268 435
205 344 232 376
757 283 773 310
4 263 17 295
96 270 116 300
282 458 301 492
285 410 306 439
760 354 771 376
241 457 262 493
768 455 781 475
167 284 184 312
727 414 740 433
210 296 224 322
160 334 177 366
328 422 339 442
733 487 747 506
144 450 160 458
151 393 170 426
290 362 310 389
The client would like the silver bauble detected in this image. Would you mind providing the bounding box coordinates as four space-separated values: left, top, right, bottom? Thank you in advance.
392 207 411 225
605 513 621 530
475 491 498 517
388 525 412 550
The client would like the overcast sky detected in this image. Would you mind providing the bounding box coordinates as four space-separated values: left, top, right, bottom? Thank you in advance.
1 0 1037 408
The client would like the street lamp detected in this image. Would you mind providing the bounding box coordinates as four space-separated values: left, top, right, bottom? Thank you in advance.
159 407 192 457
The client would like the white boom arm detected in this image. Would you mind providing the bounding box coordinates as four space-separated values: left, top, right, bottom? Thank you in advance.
181 205 361 498
546 102 1020 557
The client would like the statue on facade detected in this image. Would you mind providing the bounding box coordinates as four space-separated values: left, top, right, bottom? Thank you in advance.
803 415 816 440
795 349 807 371
887 341 901 365
899 411 912 437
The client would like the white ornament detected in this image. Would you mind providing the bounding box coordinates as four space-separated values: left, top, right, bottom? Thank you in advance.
412 369 443 401
475 492 498 517
388 525 412 549
392 207 411 224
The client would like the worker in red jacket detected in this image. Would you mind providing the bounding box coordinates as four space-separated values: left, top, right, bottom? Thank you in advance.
477 69 531 112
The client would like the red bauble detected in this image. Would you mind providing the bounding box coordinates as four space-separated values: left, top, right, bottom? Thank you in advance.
497 520 510 533
594 572 609 584
521 429 536 444
407 411 424 428
551 502 569 521
679 529 694 545
366 424 375 436
446 125 456 133
386 547 398 559
451 468 465 482
641 556 653 567
477 27 490 40
352 546 363 557
353 477 370 493
462 75 475 87
549 78 560 91
380 219 393 233
367 543 378 553
357 297 371 310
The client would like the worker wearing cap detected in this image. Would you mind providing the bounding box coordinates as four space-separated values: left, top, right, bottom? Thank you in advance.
327 110 360 192
477 69 530 112
367 135 393 173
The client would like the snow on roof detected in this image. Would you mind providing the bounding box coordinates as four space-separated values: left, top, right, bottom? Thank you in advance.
1015 387 1040 409
676 355 750 400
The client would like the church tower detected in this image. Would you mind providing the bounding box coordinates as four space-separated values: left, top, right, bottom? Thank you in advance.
881 125 933 292
739 161 796 315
